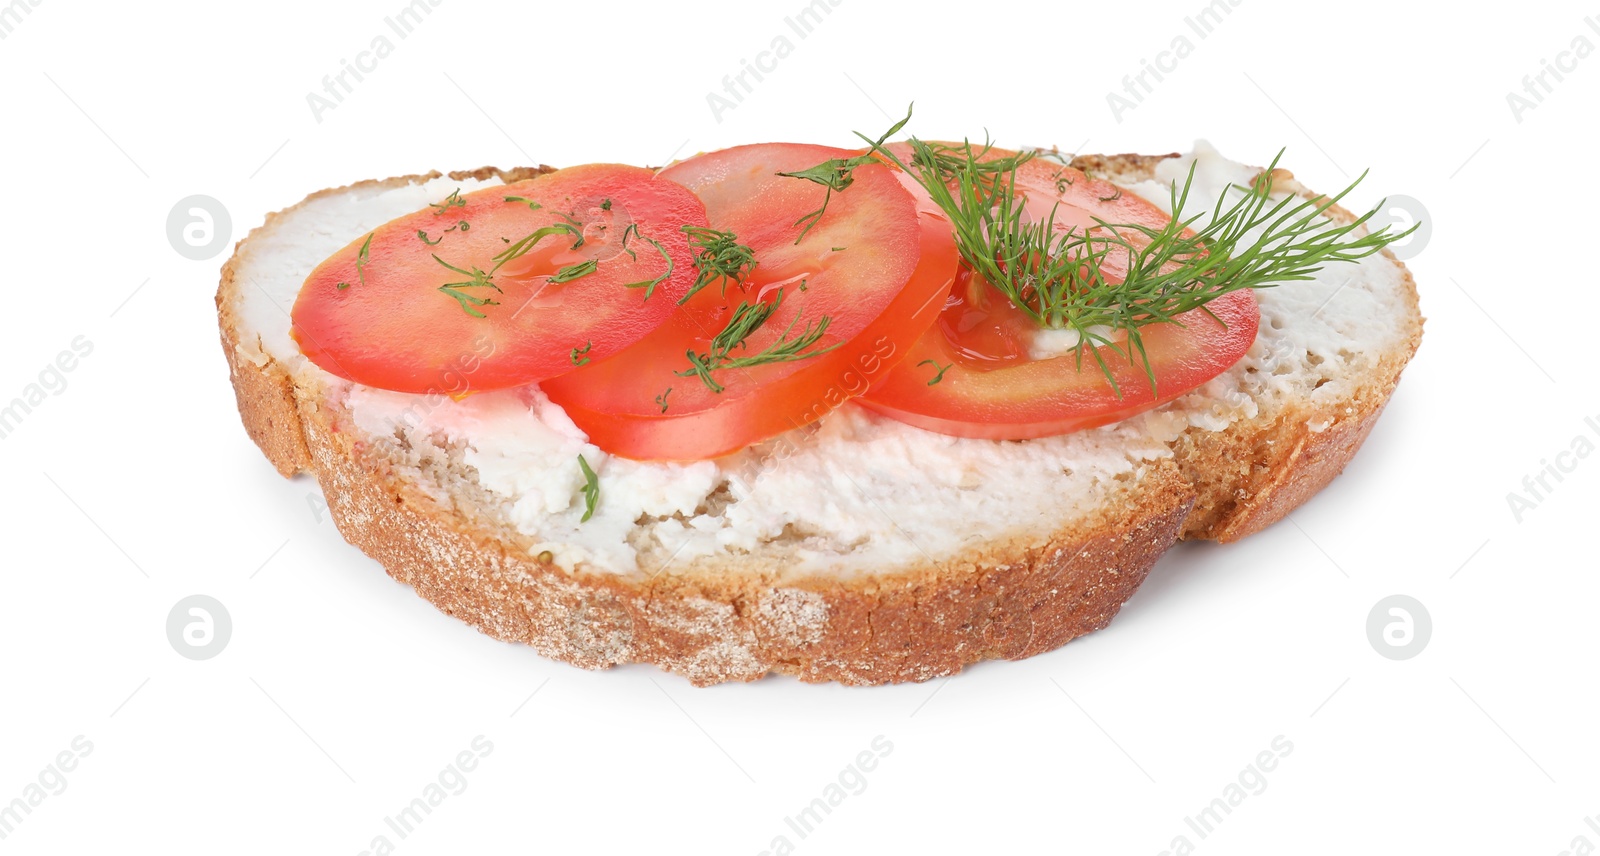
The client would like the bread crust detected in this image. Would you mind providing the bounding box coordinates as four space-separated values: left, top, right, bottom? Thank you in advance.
216 166 556 478
1070 154 1424 541
217 157 1420 684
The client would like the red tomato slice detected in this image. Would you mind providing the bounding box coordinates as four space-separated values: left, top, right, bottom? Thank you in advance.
292 164 708 394
541 143 960 461
859 147 1261 440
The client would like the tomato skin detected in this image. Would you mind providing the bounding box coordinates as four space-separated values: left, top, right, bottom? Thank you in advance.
291 164 708 394
857 287 1259 440
547 330 909 461
542 144 960 461
858 145 1262 440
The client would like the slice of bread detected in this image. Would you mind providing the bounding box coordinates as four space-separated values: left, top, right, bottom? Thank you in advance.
216 146 1422 685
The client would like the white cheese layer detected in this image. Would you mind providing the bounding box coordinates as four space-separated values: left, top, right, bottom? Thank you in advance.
233 146 1412 577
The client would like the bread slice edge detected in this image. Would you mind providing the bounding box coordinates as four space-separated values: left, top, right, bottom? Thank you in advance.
1070 153 1424 541
216 156 1421 684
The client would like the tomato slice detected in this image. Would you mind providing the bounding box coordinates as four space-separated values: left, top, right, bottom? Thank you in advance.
858 147 1261 440
292 164 708 393
541 143 960 461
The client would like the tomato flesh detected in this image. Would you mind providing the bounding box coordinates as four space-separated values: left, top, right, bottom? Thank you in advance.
858 148 1261 440
292 164 708 394
541 143 960 461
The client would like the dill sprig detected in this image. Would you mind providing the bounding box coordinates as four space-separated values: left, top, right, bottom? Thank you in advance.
862 121 1415 395
619 222 641 260
675 288 839 393
495 223 583 270
430 188 466 216
619 225 674 300
336 232 374 290
679 226 757 305
550 259 598 284
576 454 599 522
776 109 912 244
433 255 502 318
917 359 952 386
418 220 469 245
431 221 588 317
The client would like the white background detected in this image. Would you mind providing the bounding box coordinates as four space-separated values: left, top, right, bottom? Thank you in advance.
1 0 1597 853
